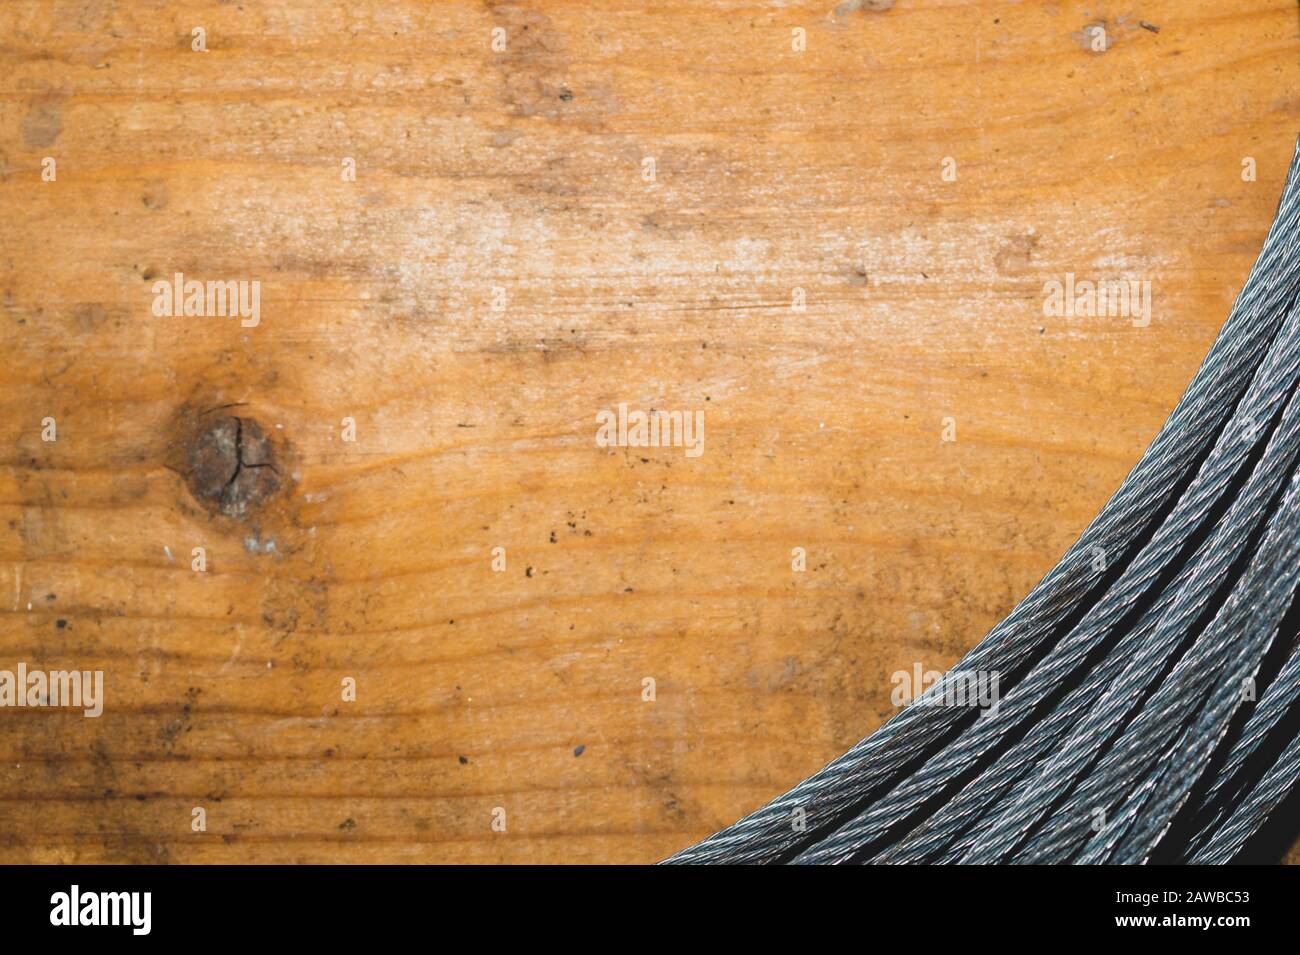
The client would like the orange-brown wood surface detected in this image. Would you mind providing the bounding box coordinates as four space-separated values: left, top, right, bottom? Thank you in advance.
3 0 1300 863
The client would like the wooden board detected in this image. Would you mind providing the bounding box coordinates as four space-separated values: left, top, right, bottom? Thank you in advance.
3 0 1300 863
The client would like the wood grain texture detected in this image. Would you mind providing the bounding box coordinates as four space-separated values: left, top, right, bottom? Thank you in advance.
3 0 1300 863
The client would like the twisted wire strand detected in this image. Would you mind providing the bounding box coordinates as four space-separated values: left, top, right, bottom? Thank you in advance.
1098 633 1279 865
969 373 1300 863
666 136 1300 866
797 300 1300 864
934 612 1292 865
1191 698 1300 863
875 495 1283 863
1178 635 1300 857
1090 459 1300 863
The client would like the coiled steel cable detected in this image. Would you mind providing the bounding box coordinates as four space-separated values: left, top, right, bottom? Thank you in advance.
1081 458 1300 863
798 302 1300 864
666 136 1300 866
1178 636 1300 857
1191 703 1300 863
966 368 1300 863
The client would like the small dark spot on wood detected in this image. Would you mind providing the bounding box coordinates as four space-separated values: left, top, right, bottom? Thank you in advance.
836 0 894 13
573 745 585 757
141 180 169 210
184 415 279 518
55 619 66 629
21 95 62 148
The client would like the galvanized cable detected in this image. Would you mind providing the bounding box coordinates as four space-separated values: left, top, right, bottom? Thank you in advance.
665 136 1300 866
1191 701 1300 862
1091 460 1300 863
964 362 1300 863
1178 636 1300 857
799 301 1300 864
875 505 1280 863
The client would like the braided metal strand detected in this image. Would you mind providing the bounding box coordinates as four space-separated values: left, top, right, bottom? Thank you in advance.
1092 459 1300 863
874 518 1259 863
800 300 1300 864
1178 638 1300 858
1191 704 1300 863
970 376 1300 864
666 135 1300 866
